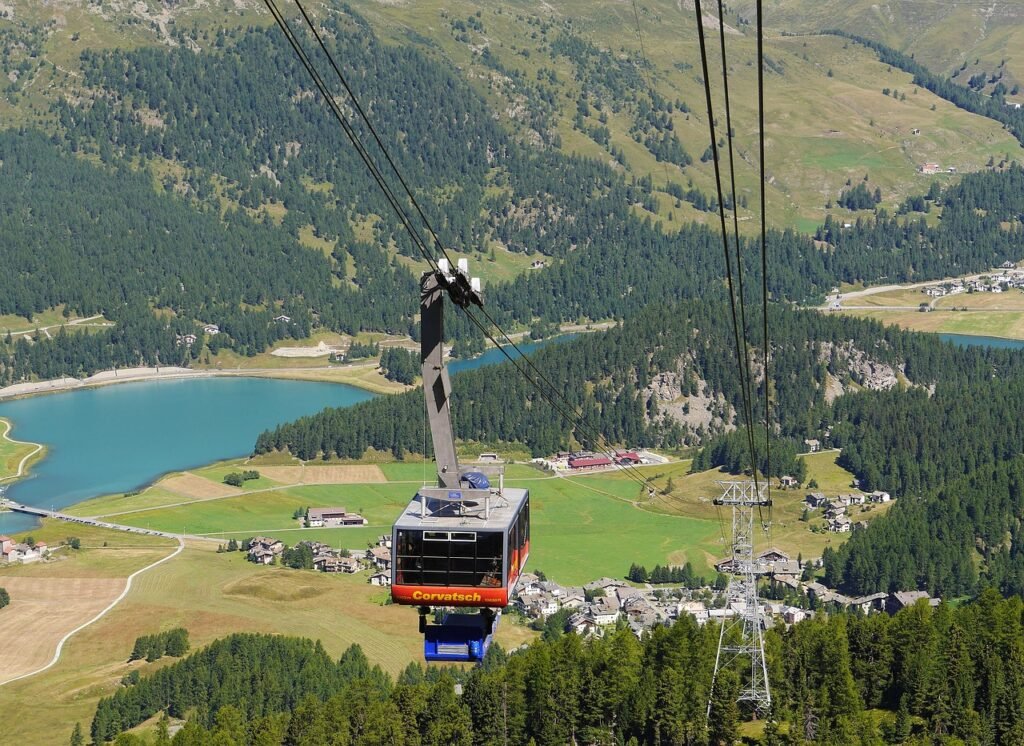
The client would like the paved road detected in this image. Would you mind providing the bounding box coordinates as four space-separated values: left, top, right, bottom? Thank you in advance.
821 272 995 311
0 499 218 543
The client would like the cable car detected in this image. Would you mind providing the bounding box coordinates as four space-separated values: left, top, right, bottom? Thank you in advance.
389 259 530 662
392 477 529 661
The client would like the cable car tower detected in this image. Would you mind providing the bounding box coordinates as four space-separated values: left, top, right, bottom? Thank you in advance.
390 258 530 663
708 480 772 715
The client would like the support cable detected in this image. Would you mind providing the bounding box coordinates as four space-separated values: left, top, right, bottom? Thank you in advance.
755 0 773 526
292 1 458 270
268 0 655 491
714 0 765 526
262 0 440 277
692 0 762 495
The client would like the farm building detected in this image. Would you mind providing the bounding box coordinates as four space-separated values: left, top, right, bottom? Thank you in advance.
568 455 613 470
306 507 367 528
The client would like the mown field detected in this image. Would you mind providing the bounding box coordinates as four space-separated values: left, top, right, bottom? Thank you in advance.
840 284 1024 340
65 451 876 583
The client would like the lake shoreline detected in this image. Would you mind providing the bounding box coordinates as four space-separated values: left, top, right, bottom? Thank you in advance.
0 418 46 487
0 363 398 403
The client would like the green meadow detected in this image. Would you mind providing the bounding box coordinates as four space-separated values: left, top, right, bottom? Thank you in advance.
60 453 881 586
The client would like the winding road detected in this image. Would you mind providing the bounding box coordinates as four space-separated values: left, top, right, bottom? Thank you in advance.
0 536 184 687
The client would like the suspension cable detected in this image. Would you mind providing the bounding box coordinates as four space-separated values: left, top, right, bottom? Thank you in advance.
293 0 652 487
262 0 439 275
692 0 762 496
714 0 766 526
292 1 458 271
264 0 654 491
756 0 773 525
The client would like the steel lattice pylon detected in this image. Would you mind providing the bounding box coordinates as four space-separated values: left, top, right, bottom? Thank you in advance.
707 480 772 716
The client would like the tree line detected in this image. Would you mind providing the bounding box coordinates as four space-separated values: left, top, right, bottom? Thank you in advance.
256 298 1018 460
90 590 1024 744
128 629 190 664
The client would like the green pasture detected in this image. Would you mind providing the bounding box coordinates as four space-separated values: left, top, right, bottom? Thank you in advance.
103 483 408 539
65 488 195 519
80 459 723 585
4 522 177 579
62 449 879 584
843 308 1024 341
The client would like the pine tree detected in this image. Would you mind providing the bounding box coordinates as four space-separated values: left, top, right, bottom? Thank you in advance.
154 713 171 746
69 723 84 746
707 669 739 745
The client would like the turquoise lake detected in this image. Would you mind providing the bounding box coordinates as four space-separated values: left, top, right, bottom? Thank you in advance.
0 378 374 534
0 335 569 534
938 333 1024 351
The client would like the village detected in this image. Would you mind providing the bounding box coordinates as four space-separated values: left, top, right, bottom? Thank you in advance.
803 488 892 533
0 534 51 564
238 526 936 641
920 264 1024 300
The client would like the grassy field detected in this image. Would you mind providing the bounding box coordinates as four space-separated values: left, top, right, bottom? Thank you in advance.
641 451 890 560
0 417 44 482
0 522 535 745
0 524 178 688
731 0 1024 92
65 457 724 582
64 454 875 582
840 308 1024 340
2 451 882 742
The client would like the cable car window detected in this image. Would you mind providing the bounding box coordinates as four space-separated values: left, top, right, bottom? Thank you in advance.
395 529 424 584
394 529 505 588
476 532 503 587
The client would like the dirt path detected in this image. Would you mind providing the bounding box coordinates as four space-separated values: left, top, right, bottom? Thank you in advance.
0 537 184 687
0 419 44 484
6 315 107 339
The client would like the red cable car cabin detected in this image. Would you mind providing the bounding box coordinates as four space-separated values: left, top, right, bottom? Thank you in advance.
392 486 530 607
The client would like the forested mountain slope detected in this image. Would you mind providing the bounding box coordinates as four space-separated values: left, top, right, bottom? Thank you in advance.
260 301 1024 600
4 8 1018 382
4 0 1022 231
